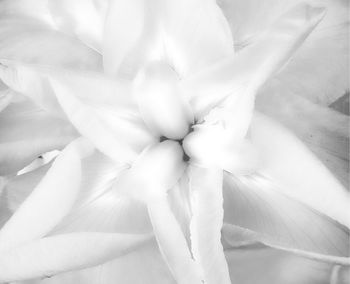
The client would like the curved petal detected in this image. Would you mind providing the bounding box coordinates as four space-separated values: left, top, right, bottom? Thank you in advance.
0 16 102 70
114 140 186 202
0 98 77 175
49 0 108 52
188 166 231 284
134 61 193 140
182 3 326 118
223 174 349 259
0 138 94 252
256 92 349 188
148 194 203 284
27 240 175 284
250 113 350 228
103 0 233 78
0 232 151 283
4 163 51 212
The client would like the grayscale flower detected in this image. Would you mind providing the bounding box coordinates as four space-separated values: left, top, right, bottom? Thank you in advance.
0 0 348 283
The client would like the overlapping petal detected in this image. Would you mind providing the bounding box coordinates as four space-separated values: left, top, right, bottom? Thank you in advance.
0 138 93 252
250 113 350 228
0 232 151 283
134 61 193 140
0 16 102 71
0 97 77 175
256 92 349 188
183 3 325 118
49 0 108 52
103 0 233 78
223 174 349 261
188 166 231 284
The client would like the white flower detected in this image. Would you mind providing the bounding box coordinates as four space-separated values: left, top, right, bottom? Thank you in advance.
0 0 349 283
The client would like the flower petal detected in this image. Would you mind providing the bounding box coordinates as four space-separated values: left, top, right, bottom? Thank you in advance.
156 0 234 76
256 92 349 188
49 0 108 52
183 3 326 117
0 138 94 252
134 61 193 140
223 174 349 259
188 165 231 284
0 98 77 175
148 194 203 284
0 232 151 283
250 113 350 228
103 0 233 78
0 16 102 70
115 140 186 202
4 163 51 212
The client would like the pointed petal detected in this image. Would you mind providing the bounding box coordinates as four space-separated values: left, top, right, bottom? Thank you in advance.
148 194 203 284
223 173 349 259
256 92 349 188
0 232 151 283
188 166 231 284
115 140 186 202
49 0 108 52
0 138 94 252
134 61 193 140
183 3 326 117
250 113 350 227
0 16 102 70
261 0 349 105
0 98 77 175
5 163 51 212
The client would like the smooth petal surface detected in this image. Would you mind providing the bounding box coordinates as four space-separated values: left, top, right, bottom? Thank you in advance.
0 98 77 175
0 16 102 70
103 0 233 78
256 92 349 188
223 174 349 259
115 140 186 203
0 232 151 283
188 166 231 284
156 0 234 76
49 0 108 51
250 113 350 227
183 124 259 174
148 194 203 284
183 3 325 117
0 138 94 252
134 61 193 140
